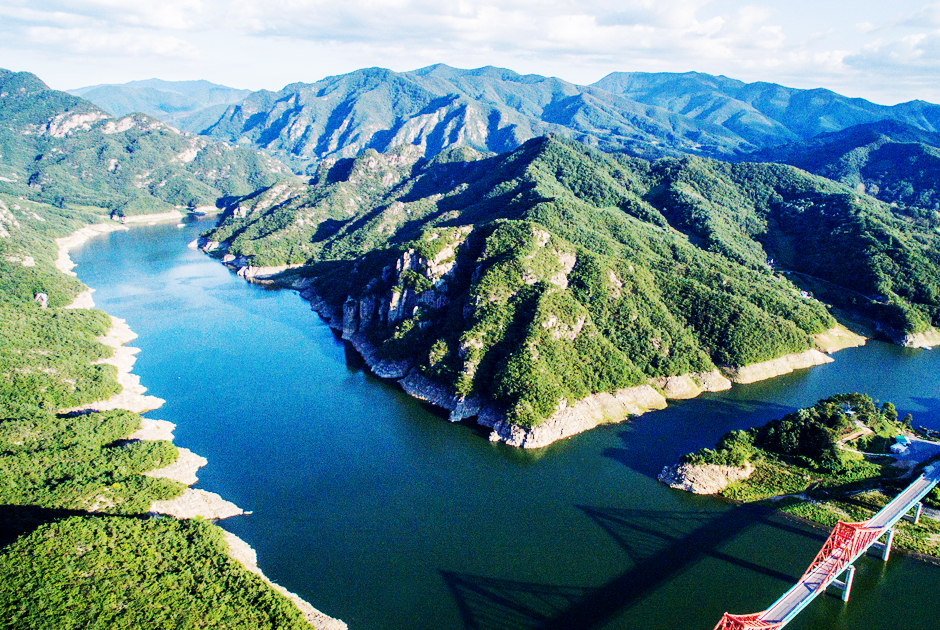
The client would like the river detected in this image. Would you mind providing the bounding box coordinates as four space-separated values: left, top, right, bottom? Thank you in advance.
70 220 940 630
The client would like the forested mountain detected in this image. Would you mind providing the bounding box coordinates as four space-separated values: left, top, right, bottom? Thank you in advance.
0 69 291 216
201 136 940 429
202 64 940 176
0 69 327 628
69 79 250 134
748 120 940 210
592 72 940 148
203 65 758 173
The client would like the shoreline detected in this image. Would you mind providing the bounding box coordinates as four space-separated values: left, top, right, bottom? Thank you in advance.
56 222 345 629
258 267 869 450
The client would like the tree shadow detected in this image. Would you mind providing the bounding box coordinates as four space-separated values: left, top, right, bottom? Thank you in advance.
0 504 87 549
440 504 823 630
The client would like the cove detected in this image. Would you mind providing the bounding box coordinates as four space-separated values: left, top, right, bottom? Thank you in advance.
70 220 940 630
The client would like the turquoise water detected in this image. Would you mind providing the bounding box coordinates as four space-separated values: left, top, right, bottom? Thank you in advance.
71 221 940 630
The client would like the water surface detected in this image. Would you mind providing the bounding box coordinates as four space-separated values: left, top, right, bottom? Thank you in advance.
71 222 940 630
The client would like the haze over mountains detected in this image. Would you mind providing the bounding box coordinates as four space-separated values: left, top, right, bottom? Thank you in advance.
69 79 250 134
70 65 940 211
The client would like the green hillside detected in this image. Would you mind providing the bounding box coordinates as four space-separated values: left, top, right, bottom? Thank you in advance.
203 65 754 173
0 69 292 216
0 74 326 627
750 120 940 211
205 65 940 175
593 72 940 146
206 135 940 427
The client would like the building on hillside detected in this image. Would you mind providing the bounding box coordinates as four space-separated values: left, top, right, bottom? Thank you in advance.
891 435 912 455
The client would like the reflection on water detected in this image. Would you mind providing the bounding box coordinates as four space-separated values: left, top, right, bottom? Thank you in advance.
70 222 940 630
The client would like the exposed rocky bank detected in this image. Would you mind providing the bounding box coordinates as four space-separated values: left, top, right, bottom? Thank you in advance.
200 237 873 450
658 462 755 494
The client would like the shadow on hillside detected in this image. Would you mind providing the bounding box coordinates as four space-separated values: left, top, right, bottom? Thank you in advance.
0 505 87 549
440 503 821 630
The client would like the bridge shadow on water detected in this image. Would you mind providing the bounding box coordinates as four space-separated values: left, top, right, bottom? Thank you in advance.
441 504 828 630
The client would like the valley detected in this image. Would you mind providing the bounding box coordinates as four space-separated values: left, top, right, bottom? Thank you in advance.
2 62 940 629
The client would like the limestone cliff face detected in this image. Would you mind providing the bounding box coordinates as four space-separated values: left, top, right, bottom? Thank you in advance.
651 370 731 399
901 326 940 349
720 349 833 384
338 231 471 342
206 224 861 451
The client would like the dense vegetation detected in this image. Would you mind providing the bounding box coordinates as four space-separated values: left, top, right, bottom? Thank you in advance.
0 409 183 513
0 516 313 630
205 135 940 427
0 195 118 416
684 393 894 472
679 394 940 557
751 120 940 211
0 81 323 626
0 69 291 216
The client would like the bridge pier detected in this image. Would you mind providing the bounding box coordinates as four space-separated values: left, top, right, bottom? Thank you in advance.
903 501 923 525
830 564 856 602
872 528 895 561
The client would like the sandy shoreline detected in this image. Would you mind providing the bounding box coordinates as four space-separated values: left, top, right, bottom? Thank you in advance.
55 222 343 629
62 315 167 414
55 223 128 276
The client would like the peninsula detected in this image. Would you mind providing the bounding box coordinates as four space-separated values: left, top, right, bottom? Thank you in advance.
660 393 940 559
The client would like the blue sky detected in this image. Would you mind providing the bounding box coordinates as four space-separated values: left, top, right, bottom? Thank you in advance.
1 0 939 104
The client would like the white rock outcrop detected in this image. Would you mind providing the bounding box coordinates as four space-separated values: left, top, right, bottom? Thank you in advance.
482 385 668 449
658 462 755 494
721 349 833 384
651 370 731 399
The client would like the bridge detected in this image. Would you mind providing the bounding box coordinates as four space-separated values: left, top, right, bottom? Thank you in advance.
714 463 940 630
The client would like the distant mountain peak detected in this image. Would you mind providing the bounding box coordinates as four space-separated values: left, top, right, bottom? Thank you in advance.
66 78 252 134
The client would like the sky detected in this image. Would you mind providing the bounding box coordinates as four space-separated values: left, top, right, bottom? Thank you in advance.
1 0 940 104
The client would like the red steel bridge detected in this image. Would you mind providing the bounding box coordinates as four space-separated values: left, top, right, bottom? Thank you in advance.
714 463 940 630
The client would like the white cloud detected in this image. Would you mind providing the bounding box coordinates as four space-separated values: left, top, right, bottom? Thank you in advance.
2 0 940 104
900 2 940 27
27 26 199 58
847 32 940 73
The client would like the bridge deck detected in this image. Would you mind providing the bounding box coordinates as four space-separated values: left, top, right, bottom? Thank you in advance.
760 464 940 627
715 464 940 629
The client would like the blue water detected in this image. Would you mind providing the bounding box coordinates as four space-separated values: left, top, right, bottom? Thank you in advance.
71 221 940 630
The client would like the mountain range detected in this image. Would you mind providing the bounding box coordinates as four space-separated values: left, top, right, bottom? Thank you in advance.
194 65 940 175
203 135 940 432
71 65 940 212
11 63 940 433
69 79 250 134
